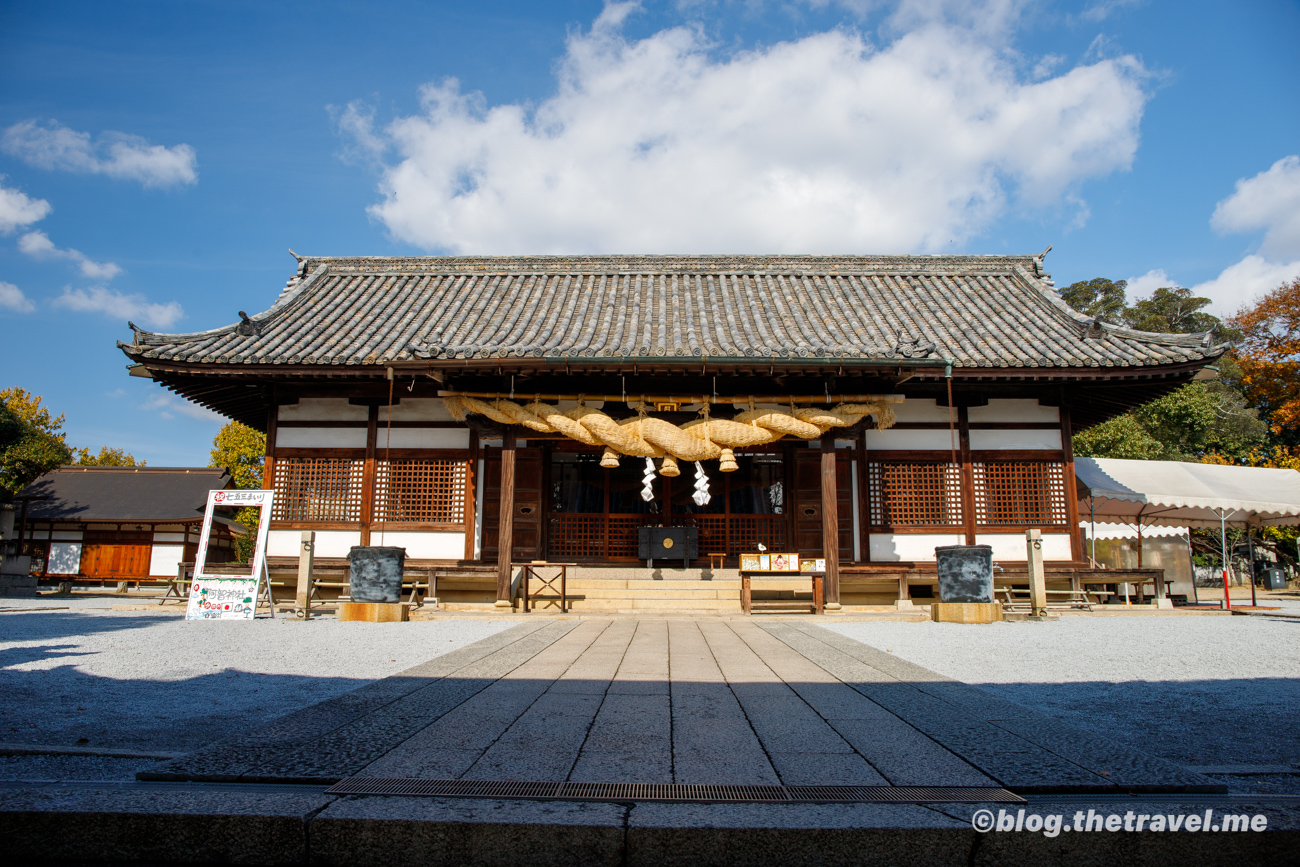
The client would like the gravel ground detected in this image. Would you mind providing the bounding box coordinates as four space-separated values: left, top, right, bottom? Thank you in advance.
0 609 512 758
826 615 1300 780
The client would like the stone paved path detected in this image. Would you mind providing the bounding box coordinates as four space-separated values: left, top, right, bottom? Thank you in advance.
143 619 1215 792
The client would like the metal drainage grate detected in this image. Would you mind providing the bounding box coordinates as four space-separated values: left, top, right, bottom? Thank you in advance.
325 777 1024 804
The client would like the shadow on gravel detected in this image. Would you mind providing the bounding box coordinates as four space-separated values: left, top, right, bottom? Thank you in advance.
0 612 168 643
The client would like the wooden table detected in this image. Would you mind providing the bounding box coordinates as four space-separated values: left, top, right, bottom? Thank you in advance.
740 570 824 615
520 562 575 613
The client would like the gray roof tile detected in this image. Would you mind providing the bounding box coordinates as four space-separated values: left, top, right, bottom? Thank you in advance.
122 254 1218 369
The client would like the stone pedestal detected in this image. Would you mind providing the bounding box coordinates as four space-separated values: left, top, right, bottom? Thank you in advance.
930 602 1003 624
338 602 409 623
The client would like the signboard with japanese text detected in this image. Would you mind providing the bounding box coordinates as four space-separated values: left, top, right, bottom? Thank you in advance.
184 489 275 621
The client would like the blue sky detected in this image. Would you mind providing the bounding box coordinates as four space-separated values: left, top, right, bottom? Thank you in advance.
2 0 1298 466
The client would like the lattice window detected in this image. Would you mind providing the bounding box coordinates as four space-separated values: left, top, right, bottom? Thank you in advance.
731 514 787 555
866 461 964 528
548 514 605 559
607 515 651 558
972 461 1068 527
271 458 365 522
373 458 467 524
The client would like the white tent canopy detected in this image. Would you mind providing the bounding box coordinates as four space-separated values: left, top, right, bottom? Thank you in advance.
1075 457 1300 529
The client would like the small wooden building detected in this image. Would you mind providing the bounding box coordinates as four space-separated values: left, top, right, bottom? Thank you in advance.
118 254 1220 607
15 466 240 582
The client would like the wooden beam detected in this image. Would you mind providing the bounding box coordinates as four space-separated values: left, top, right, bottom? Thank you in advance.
820 434 840 606
496 430 517 603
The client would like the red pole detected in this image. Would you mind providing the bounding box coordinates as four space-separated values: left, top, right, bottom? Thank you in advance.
1222 568 1232 610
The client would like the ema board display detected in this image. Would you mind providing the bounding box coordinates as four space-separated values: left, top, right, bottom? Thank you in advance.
186 576 259 620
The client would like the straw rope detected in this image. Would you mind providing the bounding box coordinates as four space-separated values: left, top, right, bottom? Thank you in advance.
444 395 895 470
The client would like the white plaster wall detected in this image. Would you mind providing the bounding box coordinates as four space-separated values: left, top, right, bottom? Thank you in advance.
26 530 49 540
377 428 470 449
276 427 368 448
969 429 1062 450
869 533 966 561
46 542 82 574
51 530 83 541
380 399 455 423
474 458 485 560
267 529 360 558
370 531 465 560
278 398 368 422
865 430 955 450
153 532 186 543
149 544 184 577
976 533 1073 561
891 399 952 423
968 400 1059 423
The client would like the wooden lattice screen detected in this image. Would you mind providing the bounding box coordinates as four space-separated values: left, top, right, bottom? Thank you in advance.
865 461 964 528
972 461 1068 527
373 458 467 525
271 457 365 522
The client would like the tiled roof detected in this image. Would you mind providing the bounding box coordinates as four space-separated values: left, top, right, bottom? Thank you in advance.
19 467 233 522
121 255 1219 370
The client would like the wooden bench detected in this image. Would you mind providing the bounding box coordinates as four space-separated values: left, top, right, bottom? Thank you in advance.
740 571 824 615
997 586 1113 612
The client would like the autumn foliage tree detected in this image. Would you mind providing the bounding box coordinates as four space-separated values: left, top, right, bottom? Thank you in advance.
1228 277 1300 445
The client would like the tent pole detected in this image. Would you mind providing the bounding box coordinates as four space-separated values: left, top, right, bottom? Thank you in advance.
1090 498 1096 566
1219 509 1231 610
1248 526 1258 607
1187 529 1199 604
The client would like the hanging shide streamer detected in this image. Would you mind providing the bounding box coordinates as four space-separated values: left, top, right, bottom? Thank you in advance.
692 461 711 506
641 458 656 502
444 395 895 471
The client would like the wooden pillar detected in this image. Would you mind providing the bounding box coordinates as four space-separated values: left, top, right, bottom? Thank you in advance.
359 405 378 546
496 430 517 604
958 406 977 545
1027 528 1046 616
463 429 478 562
820 434 840 607
1060 404 1084 563
295 530 315 618
855 428 870 564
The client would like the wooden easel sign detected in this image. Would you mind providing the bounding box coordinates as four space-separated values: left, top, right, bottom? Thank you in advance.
185 489 275 621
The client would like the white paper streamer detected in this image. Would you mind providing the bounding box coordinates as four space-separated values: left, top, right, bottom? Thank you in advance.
692 461 711 506
641 457 656 502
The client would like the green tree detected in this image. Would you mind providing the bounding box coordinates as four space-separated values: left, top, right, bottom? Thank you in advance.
1073 414 1164 460
1074 381 1266 462
0 389 72 499
1122 286 1222 335
209 421 267 562
1061 277 1127 323
72 446 144 467
209 421 266 489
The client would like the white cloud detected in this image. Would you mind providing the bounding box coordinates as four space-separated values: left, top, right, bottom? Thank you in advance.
1079 0 1143 23
18 230 122 280
141 392 221 422
0 281 36 313
1123 268 1171 300
54 286 183 329
0 177 51 234
1190 255 1300 317
345 2 1149 254
2 119 198 188
1210 154 1300 259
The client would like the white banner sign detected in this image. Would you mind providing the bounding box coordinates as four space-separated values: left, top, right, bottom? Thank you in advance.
184 489 275 622
186 575 261 620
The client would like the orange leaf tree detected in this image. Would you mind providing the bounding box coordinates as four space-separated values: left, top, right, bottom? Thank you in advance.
1229 277 1300 442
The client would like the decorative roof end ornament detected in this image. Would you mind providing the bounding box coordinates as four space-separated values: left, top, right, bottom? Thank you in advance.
894 333 937 359
1082 318 1105 340
1032 245 1055 287
236 311 262 337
